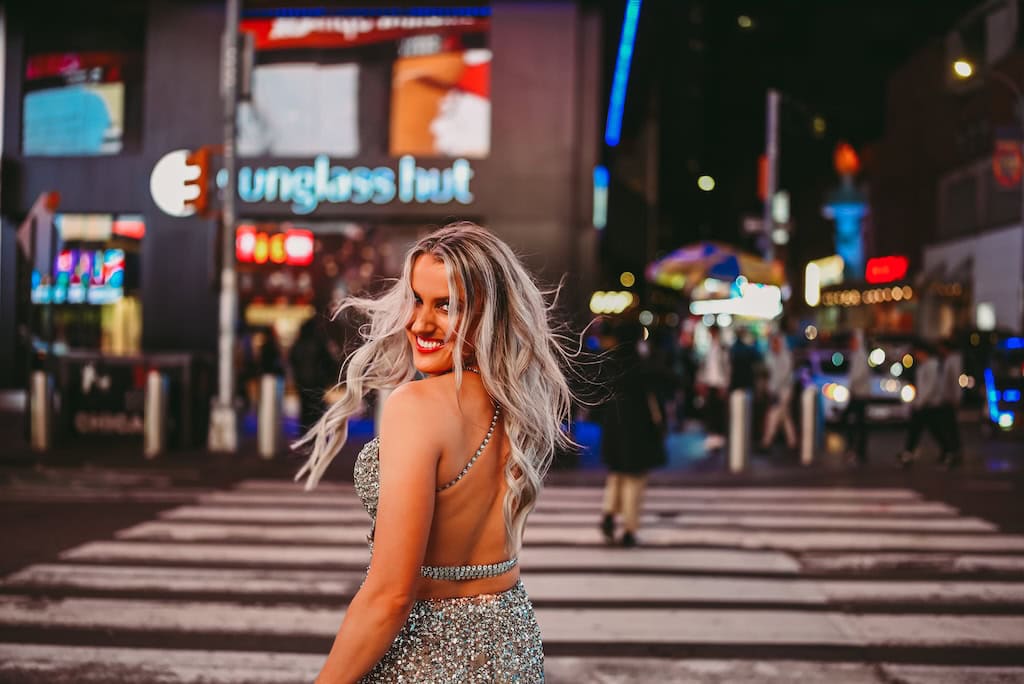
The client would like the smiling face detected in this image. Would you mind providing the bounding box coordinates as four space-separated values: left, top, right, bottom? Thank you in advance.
406 253 460 375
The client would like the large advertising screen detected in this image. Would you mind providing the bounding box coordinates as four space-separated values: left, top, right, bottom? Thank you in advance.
239 13 491 159
22 52 129 156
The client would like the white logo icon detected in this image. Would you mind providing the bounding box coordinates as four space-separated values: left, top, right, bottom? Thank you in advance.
150 149 202 217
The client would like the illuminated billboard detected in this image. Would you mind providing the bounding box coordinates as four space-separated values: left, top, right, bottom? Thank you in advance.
23 52 129 156
239 13 490 159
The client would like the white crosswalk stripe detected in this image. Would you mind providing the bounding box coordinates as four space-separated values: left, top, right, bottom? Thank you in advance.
1 478 1024 683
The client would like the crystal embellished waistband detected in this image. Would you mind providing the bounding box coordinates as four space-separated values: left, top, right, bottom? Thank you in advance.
420 557 519 581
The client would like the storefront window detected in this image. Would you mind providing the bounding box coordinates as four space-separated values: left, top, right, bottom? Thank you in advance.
30 213 144 355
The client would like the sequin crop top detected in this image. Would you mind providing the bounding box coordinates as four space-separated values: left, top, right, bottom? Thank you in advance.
352 405 519 581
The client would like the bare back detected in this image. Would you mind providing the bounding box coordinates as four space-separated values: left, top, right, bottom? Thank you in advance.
411 372 518 599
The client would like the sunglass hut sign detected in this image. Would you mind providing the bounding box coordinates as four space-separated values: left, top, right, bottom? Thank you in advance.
217 155 474 214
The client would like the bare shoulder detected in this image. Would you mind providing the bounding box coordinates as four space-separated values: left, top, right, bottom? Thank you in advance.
381 379 455 447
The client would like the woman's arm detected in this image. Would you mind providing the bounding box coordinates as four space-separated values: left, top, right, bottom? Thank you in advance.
315 383 441 683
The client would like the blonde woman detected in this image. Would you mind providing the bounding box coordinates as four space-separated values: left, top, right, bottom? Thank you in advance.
295 222 574 683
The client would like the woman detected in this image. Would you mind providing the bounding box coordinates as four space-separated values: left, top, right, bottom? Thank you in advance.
295 222 574 682
599 322 667 547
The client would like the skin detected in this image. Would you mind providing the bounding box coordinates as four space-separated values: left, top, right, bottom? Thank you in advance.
315 254 518 684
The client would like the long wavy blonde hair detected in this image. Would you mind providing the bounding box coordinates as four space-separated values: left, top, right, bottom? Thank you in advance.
294 221 577 553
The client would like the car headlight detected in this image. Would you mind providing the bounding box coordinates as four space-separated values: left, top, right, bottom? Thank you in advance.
900 384 916 403
822 383 850 403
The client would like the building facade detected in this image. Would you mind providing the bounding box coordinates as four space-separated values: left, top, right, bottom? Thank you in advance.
0 1 602 443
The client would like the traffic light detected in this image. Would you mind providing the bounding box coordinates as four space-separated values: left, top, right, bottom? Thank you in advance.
183 146 212 217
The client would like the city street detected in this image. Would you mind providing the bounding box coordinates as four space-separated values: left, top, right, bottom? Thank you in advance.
2 454 1024 683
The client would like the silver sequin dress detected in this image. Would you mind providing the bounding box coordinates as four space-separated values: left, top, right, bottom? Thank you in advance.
352 422 545 683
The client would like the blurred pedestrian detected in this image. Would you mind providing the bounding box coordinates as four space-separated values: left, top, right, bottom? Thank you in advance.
730 328 764 443
898 341 947 467
843 330 872 465
729 328 761 393
760 333 797 451
258 326 285 377
599 324 668 548
698 326 730 451
290 318 338 433
937 338 963 469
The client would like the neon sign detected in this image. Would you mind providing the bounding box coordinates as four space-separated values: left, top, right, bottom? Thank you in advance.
865 255 908 284
31 248 125 305
215 154 474 215
236 226 315 266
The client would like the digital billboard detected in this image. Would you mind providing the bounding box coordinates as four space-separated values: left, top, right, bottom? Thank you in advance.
238 13 491 159
23 52 129 156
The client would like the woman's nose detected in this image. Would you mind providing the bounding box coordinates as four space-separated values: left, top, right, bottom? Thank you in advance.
410 307 434 333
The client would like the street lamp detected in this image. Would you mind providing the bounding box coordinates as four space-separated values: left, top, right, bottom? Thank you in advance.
953 58 1024 228
953 59 974 79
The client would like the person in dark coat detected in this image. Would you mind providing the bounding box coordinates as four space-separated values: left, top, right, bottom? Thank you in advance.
289 318 337 433
599 323 669 547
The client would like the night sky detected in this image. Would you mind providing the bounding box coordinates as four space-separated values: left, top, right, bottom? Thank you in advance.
603 0 984 270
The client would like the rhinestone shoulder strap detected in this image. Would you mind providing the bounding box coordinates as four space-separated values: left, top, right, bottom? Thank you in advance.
436 405 501 492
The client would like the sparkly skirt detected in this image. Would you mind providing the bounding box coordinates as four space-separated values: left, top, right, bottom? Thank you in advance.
360 580 544 683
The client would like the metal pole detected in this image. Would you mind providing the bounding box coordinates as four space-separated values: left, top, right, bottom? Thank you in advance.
144 370 167 459
763 89 780 262
800 384 817 466
29 370 50 452
257 373 281 459
728 389 750 473
208 0 240 452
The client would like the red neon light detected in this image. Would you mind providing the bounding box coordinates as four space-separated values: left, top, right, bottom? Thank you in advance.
112 218 146 240
236 227 314 266
865 256 908 284
236 226 257 262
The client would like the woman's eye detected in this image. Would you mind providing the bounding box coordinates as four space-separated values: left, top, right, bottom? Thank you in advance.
438 302 450 312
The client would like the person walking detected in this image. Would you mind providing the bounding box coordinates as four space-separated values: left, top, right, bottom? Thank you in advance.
898 341 946 467
289 318 337 433
599 324 668 548
760 333 797 452
698 326 730 451
843 330 872 465
937 338 964 468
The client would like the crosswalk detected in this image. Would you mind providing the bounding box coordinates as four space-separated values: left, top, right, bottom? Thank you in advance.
2 480 1024 682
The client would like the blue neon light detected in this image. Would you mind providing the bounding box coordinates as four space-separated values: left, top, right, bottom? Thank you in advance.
1003 337 1024 350
1004 389 1022 403
592 165 609 229
984 368 1000 422
604 0 642 147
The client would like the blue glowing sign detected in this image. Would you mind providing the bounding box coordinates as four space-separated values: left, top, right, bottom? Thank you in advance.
984 367 1000 422
215 155 474 214
605 0 642 147
1003 337 1024 350
593 165 609 229
1004 389 1022 403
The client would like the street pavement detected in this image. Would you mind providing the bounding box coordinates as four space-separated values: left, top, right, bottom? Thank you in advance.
1 465 1024 683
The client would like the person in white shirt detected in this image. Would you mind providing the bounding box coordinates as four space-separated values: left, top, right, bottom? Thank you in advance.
936 339 963 468
698 326 730 451
899 341 948 467
843 330 872 465
760 333 797 450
